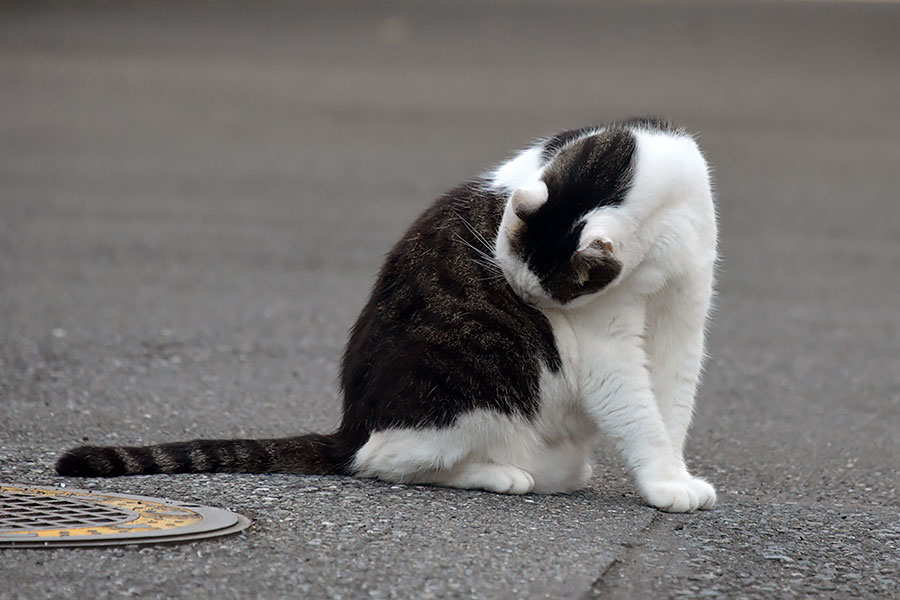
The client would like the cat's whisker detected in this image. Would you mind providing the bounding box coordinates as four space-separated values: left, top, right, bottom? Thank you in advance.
471 259 505 276
452 231 503 272
455 212 497 256
472 256 505 275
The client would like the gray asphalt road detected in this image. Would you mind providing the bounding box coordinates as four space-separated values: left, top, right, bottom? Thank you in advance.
2 1 899 598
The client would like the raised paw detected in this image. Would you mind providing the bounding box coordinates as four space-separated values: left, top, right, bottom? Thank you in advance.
639 475 717 513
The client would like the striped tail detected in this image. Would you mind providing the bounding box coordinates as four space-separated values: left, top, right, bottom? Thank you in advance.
55 434 346 477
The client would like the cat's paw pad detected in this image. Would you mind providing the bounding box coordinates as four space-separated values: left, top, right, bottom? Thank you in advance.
640 476 717 512
486 465 535 495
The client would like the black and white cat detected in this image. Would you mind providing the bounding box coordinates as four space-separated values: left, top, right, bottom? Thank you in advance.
56 118 718 512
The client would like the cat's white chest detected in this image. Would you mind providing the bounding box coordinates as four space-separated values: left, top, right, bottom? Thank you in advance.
542 287 645 390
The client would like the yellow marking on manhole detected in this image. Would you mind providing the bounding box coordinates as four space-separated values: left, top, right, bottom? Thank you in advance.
0 485 203 538
0 483 251 548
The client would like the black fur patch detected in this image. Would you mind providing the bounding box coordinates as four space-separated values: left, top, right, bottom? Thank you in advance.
540 125 599 162
340 182 561 438
615 116 681 135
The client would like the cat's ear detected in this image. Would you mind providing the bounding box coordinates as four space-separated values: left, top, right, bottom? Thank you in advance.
511 181 548 220
576 236 614 259
572 236 621 288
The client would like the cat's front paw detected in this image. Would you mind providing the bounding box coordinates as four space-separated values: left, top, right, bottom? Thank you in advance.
639 476 717 512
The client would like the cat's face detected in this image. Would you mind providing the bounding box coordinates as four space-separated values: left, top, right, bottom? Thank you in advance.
494 181 623 308
494 130 635 308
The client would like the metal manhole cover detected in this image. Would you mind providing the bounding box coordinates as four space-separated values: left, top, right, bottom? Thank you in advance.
0 483 251 548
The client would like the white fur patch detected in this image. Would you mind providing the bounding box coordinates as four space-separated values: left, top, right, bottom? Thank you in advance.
352 378 597 494
493 199 556 308
487 145 545 191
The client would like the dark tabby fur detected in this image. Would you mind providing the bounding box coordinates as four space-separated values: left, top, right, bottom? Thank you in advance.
55 122 647 478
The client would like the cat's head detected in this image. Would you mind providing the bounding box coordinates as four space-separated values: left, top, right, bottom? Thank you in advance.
494 129 636 308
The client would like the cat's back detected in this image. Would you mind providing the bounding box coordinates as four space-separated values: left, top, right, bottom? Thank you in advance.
340 180 561 432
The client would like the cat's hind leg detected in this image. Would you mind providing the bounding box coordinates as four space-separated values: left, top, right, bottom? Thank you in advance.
350 413 538 495
526 439 594 493
429 462 536 494
350 427 469 484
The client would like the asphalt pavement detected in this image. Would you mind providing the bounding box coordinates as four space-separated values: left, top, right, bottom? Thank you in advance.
1 1 899 598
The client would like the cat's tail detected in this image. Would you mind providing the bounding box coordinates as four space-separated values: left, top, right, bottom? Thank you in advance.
55 434 348 477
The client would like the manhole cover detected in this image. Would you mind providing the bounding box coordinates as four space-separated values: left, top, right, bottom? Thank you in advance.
0 483 251 548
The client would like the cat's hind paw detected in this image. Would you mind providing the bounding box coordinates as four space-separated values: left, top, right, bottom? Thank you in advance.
639 475 717 512
441 463 536 495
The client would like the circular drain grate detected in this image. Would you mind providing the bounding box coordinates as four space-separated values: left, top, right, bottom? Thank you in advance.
1 493 137 530
0 483 251 548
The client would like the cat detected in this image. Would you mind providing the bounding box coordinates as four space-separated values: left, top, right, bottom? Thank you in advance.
56 117 718 512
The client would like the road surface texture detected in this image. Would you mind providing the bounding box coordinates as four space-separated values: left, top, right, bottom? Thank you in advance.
1 1 898 598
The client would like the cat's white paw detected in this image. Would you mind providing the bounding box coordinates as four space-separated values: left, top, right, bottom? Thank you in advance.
443 463 536 495
485 465 536 495
639 475 717 512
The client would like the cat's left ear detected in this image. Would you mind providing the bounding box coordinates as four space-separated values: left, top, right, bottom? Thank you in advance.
511 181 548 220
571 236 621 288
576 236 614 259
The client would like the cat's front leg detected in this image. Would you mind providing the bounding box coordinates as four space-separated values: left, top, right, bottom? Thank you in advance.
586 372 716 512
580 306 715 512
645 268 714 461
